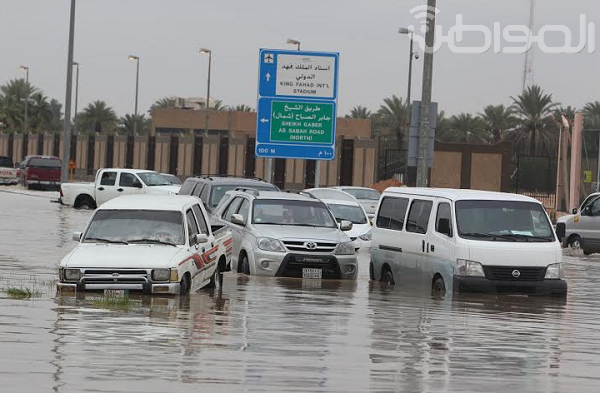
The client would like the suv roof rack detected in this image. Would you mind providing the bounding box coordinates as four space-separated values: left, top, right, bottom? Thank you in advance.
193 174 268 182
283 189 317 199
234 187 260 196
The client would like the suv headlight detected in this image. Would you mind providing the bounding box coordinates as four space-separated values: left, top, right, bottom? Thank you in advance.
545 263 561 279
152 268 170 282
257 237 286 253
358 230 372 242
64 268 81 282
455 259 485 277
335 241 355 255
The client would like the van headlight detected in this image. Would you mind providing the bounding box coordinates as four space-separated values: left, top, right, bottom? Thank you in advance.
257 237 286 253
545 263 561 279
64 268 81 282
152 269 170 282
358 230 372 241
335 241 355 255
455 259 485 277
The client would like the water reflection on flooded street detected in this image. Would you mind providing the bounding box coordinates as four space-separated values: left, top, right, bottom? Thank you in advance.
1 190 600 392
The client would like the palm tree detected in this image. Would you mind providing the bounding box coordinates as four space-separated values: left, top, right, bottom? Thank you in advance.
0 78 38 103
119 114 151 135
507 85 559 156
28 93 53 132
80 100 117 133
229 104 254 112
438 113 488 144
149 97 175 115
372 95 408 142
0 94 22 130
346 106 372 119
583 101 600 130
479 105 515 144
48 99 63 132
212 99 227 111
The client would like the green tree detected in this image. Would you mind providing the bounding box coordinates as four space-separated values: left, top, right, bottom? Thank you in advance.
80 100 118 133
149 97 175 115
479 105 515 144
212 99 227 111
0 94 22 130
346 106 372 119
507 85 559 156
372 95 408 140
28 93 53 132
583 101 600 130
119 114 151 135
229 104 254 112
49 99 63 131
437 113 488 144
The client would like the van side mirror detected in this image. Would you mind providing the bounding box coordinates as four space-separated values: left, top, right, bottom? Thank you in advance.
572 208 578 215
194 233 209 245
340 220 353 231
438 218 452 237
72 232 82 242
230 214 245 226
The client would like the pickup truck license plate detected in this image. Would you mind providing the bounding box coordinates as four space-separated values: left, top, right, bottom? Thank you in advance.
302 268 322 279
104 289 128 298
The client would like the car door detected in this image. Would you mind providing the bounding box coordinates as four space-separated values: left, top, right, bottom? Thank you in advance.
403 197 435 290
425 198 456 290
95 171 119 205
578 196 600 251
185 208 206 286
117 172 144 197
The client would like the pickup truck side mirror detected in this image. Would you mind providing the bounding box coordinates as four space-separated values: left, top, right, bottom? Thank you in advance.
72 232 82 242
230 213 245 226
193 233 209 245
437 218 452 237
340 220 353 231
572 208 579 215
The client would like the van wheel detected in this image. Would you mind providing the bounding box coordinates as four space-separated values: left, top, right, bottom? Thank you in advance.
381 269 395 285
432 277 446 298
179 275 190 295
241 255 250 275
569 236 582 250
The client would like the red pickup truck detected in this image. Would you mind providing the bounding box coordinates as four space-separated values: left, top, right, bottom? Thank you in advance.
20 155 62 190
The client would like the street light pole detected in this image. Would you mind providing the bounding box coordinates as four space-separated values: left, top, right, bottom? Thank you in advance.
18 65 29 133
72 62 79 134
61 0 76 183
128 55 140 135
199 49 212 138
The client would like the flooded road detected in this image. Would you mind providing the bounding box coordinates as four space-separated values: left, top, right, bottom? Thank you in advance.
1 189 600 392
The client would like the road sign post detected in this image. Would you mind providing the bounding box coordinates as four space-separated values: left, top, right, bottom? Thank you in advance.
256 49 339 186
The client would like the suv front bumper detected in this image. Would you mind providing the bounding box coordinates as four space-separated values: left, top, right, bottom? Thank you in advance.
252 250 357 280
453 276 567 296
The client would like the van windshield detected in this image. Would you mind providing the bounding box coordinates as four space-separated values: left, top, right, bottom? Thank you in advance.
456 200 554 242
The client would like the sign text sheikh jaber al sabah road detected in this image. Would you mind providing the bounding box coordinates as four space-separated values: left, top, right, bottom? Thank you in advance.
256 49 339 160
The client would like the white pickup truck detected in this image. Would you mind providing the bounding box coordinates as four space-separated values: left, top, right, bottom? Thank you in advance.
57 195 233 295
60 168 181 209
0 156 19 185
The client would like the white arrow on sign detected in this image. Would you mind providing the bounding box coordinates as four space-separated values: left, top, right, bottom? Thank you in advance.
265 72 271 82
318 151 323 156
260 118 269 123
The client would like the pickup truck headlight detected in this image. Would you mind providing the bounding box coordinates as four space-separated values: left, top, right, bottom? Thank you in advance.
64 268 81 282
545 263 561 279
257 237 286 253
152 269 170 282
335 241 355 255
455 259 485 277
358 230 372 242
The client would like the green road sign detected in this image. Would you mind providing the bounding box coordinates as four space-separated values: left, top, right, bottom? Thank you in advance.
270 101 334 144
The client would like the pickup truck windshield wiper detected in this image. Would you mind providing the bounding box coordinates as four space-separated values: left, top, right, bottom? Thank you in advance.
84 237 129 244
460 232 517 241
127 238 178 246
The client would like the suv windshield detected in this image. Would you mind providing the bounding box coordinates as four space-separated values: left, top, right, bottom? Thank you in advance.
84 210 184 245
342 188 380 201
327 203 367 224
0 157 13 167
456 200 554 242
138 172 171 186
28 157 61 168
253 199 337 228
210 184 277 208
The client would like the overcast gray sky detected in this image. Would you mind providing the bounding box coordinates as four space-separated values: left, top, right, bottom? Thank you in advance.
1 0 598 119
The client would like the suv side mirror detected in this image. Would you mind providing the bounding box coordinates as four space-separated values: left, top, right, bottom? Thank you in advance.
72 232 82 242
230 214 245 226
572 208 578 215
340 220 353 231
438 218 452 237
193 233 209 245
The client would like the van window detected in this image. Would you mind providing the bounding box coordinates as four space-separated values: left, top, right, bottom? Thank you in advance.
406 200 433 234
376 197 409 230
100 171 117 186
435 203 452 237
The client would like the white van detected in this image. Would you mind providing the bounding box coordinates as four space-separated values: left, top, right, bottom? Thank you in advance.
370 188 567 297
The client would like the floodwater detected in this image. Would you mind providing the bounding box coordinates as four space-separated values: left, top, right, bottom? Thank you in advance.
1 188 600 393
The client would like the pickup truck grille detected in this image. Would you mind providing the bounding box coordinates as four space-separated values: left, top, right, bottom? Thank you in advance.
483 266 546 281
81 269 150 285
282 240 338 253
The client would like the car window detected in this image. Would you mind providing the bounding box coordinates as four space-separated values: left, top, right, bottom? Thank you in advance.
581 194 600 211
210 183 277 208
376 197 409 231
119 173 141 188
100 171 117 186
406 200 433 234
589 198 600 216
238 199 250 224
342 188 381 201
28 157 61 168
252 199 337 228
186 209 199 237
435 202 452 237
222 197 243 222
327 203 368 224
192 183 205 198
178 179 197 195
191 204 209 234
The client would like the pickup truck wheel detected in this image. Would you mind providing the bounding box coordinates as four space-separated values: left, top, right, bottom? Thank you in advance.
569 236 582 250
207 263 223 289
432 276 446 298
77 197 95 210
179 275 190 295
241 255 250 275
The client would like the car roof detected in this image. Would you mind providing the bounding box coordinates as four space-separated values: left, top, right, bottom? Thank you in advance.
255 191 319 201
320 198 362 207
331 186 376 191
184 176 271 185
26 155 60 160
100 168 158 174
99 195 198 211
384 187 541 203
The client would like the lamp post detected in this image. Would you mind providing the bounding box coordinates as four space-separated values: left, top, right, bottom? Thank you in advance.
72 62 79 134
128 55 140 135
199 48 212 137
286 38 301 50
398 28 417 140
61 0 76 183
18 65 29 133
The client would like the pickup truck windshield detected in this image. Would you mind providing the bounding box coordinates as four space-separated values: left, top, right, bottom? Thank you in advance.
456 200 554 242
84 210 184 245
341 188 381 201
327 203 367 224
210 184 277 208
0 157 13 167
138 172 171 186
253 199 337 228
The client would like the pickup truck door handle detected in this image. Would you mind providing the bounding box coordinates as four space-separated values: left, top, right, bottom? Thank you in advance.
380 245 402 253
117 188 124 192
422 240 425 253
98 187 105 191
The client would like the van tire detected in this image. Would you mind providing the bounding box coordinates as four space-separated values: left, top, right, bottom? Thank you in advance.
381 269 395 285
568 235 582 250
241 255 250 275
179 274 191 295
432 276 446 298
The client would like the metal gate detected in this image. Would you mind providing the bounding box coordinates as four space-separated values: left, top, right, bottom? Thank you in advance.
513 155 557 208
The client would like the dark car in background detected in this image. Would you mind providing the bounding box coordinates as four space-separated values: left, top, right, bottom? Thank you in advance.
19 155 62 190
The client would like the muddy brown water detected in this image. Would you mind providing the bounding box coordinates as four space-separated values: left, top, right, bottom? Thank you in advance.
1 189 600 392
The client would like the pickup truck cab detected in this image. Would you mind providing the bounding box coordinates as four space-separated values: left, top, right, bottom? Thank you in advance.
60 168 181 209
57 195 232 295
371 188 567 297
20 155 62 190
213 190 358 280
0 156 19 185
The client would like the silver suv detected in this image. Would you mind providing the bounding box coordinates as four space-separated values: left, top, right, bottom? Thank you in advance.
213 190 358 280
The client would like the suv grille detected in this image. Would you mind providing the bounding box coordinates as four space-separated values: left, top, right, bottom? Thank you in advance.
282 240 338 253
483 266 546 281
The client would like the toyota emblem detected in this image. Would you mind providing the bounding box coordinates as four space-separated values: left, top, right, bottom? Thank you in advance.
512 270 521 278
305 242 317 250
111 273 119 277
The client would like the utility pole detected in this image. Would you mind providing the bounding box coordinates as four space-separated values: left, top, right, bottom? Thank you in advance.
416 0 437 187
72 62 79 134
61 0 76 183
18 65 29 133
